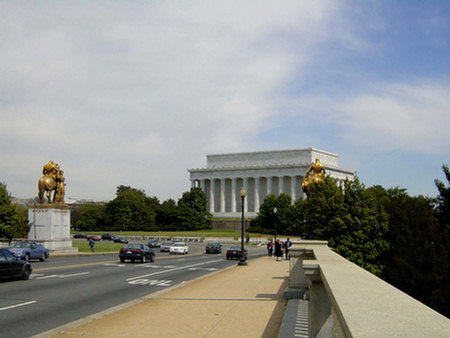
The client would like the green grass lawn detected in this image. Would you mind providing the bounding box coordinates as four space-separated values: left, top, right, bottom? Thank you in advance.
72 240 127 252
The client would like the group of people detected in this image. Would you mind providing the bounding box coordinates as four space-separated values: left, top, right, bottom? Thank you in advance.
267 238 291 261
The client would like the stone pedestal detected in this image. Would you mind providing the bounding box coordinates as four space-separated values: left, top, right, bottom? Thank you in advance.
28 207 78 252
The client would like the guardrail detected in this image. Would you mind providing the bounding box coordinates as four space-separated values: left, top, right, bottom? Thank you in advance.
285 240 450 338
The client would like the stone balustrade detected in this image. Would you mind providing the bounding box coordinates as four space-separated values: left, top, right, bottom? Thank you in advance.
285 240 450 338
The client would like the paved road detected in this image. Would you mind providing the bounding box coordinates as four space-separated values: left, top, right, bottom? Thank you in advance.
0 242 265 338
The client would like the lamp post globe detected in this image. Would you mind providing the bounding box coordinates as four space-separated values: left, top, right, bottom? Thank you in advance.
273 207 277 244
238 188 247 266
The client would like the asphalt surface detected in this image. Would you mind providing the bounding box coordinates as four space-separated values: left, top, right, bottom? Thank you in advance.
1 242 268 338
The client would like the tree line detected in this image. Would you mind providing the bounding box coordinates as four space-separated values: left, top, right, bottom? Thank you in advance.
248 165 449 318
71 186 212 232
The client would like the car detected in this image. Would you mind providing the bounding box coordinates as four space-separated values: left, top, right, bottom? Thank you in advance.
7 241 50 261
205 242 222 254
0 248 32 280
101 233 116 241
226 246 248 260
169 242 189 255
160 241 173 252
73 233 87 238
86 235 101 241
114 237 129 244
148 239 160 248
119 243 155 263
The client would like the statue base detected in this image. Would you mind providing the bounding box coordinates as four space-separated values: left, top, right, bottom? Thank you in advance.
28 207 78 253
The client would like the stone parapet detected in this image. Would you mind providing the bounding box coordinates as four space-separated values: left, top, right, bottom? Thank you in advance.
284 240 450 338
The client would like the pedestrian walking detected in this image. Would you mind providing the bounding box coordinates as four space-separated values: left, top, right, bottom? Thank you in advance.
274 239 283 261
89 238 95 252
283 238 292 260
267 241 273 257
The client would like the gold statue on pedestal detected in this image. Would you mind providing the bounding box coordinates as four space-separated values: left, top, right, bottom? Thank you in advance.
38 160 66 206
302 158 326 196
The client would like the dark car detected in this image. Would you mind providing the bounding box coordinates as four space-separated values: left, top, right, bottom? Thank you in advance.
148 239 160 248
119 243 155 263
101 233 116 241
205 242 222 254
73 233 87 238
7 241 50 261
86 235 101 241
0 248 32 280
114 237 129 244
226 246 248 260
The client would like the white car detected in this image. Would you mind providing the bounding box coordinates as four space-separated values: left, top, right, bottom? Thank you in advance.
169 242 189 255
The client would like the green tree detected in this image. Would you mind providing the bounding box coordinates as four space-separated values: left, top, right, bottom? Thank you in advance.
381 190 449 317
0 183 29 240
156 199 178 230
176 188 212 231
75 202 106 231
105 185 157 231
435 164 450 230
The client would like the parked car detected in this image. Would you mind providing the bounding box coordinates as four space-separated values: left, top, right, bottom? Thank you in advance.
170 242 189 255
160 241 173 252
148 239 160 248
73 233 87 238
86 235 101 241
101 233 116 241
205 242 222 254
114 237 129 244
7 241 49 261
0 248 32 280
226 246 248 260
119 243 155 263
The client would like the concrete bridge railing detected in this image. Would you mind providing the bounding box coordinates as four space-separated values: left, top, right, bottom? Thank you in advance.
286 240 450 338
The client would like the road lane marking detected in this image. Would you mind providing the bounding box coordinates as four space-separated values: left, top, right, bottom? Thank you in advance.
0 300 37 312
189 267 218 271
35 272 89 280
126 259 223 281
128 279 172 287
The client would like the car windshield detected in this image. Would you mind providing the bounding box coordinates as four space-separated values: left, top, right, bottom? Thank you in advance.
9 242 31 248
125 244 143 250
229 246 242 250
173 243 185 247
162 242 172 245
207 243 220 246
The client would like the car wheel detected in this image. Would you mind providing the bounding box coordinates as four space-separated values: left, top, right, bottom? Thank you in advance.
22 265 31 280
120 258 125 263
150 255 154 263
40 253 46 262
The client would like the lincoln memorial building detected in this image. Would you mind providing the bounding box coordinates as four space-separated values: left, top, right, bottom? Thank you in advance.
188 148 355 218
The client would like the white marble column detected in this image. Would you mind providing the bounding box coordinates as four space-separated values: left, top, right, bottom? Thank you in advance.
220 179 226 213
290 175 296 203
231 178 237 213
209 179 215 213
267 176 272 195
254 177 260 213
279 176 284 195
200 179 206 192
242 177 248 213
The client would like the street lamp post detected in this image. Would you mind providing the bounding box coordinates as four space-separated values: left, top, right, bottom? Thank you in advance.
238 188 247 266
273 207 277 244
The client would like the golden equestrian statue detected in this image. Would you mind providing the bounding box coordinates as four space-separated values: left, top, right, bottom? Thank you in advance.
302 158 326 196
38 160 66 205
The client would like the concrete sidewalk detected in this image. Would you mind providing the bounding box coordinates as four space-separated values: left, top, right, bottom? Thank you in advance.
37 256 290 338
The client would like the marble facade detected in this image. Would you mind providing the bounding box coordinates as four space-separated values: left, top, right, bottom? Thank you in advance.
188 148 355 218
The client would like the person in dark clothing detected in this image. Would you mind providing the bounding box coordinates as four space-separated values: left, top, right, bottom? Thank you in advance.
267 241 273 256
89 238 95 252
274 239 283 261
283 238 292 260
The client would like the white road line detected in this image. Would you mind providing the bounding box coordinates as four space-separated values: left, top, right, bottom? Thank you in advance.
36 272 89 280
126 259 223 281
0 300 37 312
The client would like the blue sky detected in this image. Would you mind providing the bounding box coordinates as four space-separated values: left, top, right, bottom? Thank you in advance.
0 1 449 201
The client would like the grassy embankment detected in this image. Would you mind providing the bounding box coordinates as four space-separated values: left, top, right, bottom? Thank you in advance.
71 230 265 252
